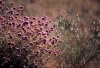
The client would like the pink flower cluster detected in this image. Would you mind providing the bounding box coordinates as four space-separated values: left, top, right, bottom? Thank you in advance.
0 1 61 68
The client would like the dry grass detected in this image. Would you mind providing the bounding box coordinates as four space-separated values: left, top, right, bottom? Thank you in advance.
5 0 100 20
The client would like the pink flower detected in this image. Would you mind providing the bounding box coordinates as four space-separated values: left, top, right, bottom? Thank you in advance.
42 38 46 44
30 21 33 24
19 6 24 9
0 1 3 4
11 2 14 6
13 7 16 10
36 50 40 54
33 17 36 20
0 6 3 9
6 7 9 10
22 36 28 40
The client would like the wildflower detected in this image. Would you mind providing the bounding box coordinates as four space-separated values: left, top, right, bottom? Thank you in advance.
22 27 25 30
0 1 3 4
23 65 26 68
45 23 48 26
22 47 26 51
7 42 11 45
23 21 28 26
40 27 42 30
9 35 13 38
14 16 18 19
33 17 36 20
11 42 15 46
9 10 14 15
31 62 35 65
17 24 21 28
6 7 9 10
35 64 38 68
13 7 16 10
3 57 6 60
3 15 5 18
57 35 60 38
40 59 44 63
49 20 51 23
30 42 33 45
42 31 46 35
42 17 45 20
4 60 8 63
18 33 22 37
0 6 3 9
16 13 19 16
9 65 13 68
19 6 24 9
2 2 5 5
11 2 14 6
42 16 47 20
12 22 15 26
36 50 40 54
22 36 28 40
54 52 57 56
48 51 52 54
51 40 55 45
16 48 20 51
30 21 33 24
42 38 46 44
7 58 10 62
49 38 52 42
38 20 41 23
50 27 53 31
27 26 31 29
46 30 48 33
17 9 21 12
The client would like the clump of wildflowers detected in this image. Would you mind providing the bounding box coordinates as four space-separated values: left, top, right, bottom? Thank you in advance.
0 1 61 68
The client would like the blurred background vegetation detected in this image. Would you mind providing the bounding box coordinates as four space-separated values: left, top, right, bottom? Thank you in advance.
4 0 100 32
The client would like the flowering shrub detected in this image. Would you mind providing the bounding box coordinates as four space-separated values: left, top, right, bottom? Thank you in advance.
0 1 61 68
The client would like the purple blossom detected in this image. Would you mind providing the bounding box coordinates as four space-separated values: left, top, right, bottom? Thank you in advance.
30 42 33 45
18 33 22 37
57 35 60 38
11 42 15 46
0 6 3 9
23 21 29 25
42 38 46 44
9 35 13 38
17 24 21 28
13 7 16 10
16 48 20 51
22 36 28 40
51 40 55 45
12 22 15 26
30 21 33 24
36 50 40 54
11 2 14 6
32 17 36 20
17 9 21 12
19 6 24 9
6 7 9 10
7 42 11 45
